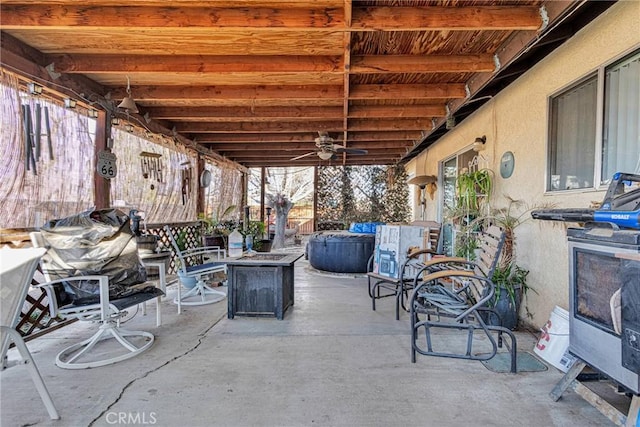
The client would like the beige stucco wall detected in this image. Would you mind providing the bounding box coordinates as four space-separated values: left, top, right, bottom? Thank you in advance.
406 1 640 328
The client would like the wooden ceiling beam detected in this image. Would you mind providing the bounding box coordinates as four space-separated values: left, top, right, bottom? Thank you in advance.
207 141 412 151
239 157 399 167
0 5 345 30
146 106 344 120
177 121 344 133
109 84 344 100
146 104 444 120
349 83 467 100
351 6 542 31
1 5 541 31
348 118 432 131
351 55 495 74
348 104 446 118
194 130 423 143
49 54 343 74
181 118 430 133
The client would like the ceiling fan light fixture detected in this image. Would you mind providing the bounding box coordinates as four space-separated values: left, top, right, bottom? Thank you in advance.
318 151 333 160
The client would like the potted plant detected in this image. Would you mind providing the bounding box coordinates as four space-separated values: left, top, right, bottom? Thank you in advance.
483 262 533 330
241 220 271 252
173 230 198 289
199 204 237 249
455 168 493 216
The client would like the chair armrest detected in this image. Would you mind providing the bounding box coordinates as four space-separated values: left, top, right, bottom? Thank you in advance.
410 269 495 322
34 276 109 319
181 246 225 259
419 257 476 272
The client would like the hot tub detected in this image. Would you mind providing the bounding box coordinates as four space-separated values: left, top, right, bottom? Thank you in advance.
307 231 375 273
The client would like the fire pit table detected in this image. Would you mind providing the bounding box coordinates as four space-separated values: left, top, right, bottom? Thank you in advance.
227 252 303 320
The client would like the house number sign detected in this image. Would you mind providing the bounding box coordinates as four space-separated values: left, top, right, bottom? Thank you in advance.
97 150 117 179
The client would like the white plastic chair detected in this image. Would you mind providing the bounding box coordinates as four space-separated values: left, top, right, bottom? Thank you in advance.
0 247 59 419
30 232 164 369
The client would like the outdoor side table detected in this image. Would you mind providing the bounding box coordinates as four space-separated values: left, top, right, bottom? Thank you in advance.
140 252 170 326
227 252 303 320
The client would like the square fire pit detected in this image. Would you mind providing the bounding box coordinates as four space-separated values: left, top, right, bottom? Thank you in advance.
226 252 303 320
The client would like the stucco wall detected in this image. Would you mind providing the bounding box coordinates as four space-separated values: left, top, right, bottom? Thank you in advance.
406 1 640 328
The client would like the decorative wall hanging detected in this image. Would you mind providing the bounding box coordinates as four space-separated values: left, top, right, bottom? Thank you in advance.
21 102 54 174
139 151 163 189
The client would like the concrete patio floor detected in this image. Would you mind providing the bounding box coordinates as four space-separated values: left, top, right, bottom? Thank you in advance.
0 257 627 427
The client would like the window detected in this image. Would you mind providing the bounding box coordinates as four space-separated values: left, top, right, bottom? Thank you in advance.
548 49 639 191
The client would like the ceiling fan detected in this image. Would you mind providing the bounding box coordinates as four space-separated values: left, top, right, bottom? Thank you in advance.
290 132 368 161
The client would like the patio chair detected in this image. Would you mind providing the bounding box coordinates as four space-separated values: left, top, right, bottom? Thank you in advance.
417 225 505 278
367 223 442 320
1 247 59 419
165 225 227 309
368 248 434 320
409 268 518 372
30 232 164 369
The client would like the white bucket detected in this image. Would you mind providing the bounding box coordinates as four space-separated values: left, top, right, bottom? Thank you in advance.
533 306 577 372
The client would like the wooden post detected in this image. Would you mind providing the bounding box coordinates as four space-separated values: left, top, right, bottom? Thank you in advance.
93 110 110 209
260 167 266 222
313 166 318 232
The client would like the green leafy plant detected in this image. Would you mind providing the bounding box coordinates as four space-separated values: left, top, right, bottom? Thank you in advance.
455 168 493 215
490 262 536 319
199 204 237 236
240 220 267 249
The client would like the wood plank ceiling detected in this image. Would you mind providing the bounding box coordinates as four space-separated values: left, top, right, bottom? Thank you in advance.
0 0 600 168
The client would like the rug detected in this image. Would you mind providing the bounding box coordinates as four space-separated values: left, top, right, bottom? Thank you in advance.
481 351 548 373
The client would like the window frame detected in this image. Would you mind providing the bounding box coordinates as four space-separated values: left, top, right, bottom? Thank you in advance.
546 46 640 194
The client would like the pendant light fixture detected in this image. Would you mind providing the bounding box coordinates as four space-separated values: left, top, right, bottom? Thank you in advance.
117 76 139 114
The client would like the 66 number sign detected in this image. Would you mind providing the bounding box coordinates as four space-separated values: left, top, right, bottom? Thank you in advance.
97 150 117 179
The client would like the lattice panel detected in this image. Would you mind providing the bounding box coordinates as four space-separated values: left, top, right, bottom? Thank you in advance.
147 222 201 274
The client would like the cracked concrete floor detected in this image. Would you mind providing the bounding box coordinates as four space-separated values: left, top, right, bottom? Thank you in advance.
0 258 622 427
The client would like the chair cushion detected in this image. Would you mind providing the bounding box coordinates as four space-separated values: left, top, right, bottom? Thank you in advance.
185 261 225 275
62 286 164 310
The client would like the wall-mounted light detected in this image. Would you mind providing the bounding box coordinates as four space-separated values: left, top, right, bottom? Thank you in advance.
472 135 487 151
64 98 77 109
125 123 134 133
88 109 99 118
27 82 43 95
111 117 120 126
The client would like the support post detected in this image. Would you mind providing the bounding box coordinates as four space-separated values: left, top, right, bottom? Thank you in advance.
93 110 110 209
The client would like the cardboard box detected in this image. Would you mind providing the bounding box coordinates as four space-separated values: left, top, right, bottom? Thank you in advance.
373 225 426 279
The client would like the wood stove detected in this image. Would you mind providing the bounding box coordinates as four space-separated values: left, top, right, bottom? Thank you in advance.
567 227 640 393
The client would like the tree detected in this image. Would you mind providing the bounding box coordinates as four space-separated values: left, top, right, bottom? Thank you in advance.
267 192 294 249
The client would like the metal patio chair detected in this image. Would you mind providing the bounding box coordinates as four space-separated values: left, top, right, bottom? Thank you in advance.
408 225 517 372
409 268 518 372
367 223 442 320
165 225 227 309
0 247 59 419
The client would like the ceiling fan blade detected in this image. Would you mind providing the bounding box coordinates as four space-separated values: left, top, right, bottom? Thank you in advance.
335 147 368 155
290 151 317 161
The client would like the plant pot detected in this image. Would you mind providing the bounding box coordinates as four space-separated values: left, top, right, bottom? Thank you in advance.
203 234 226 249
255 239 272 252
483 285 521 330
177 271 197 289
